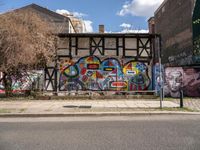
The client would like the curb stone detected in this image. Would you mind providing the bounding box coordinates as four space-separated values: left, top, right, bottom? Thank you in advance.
0 111 200 118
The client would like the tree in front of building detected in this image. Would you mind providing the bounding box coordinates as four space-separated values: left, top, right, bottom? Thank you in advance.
0 11 57 96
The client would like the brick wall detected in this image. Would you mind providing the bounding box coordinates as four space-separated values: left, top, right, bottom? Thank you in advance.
155 0 196 66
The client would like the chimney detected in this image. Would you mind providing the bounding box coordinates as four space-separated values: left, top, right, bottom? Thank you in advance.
99 25 105 33
148 17 155 34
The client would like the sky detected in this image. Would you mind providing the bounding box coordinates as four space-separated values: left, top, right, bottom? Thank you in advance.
0 0 164 33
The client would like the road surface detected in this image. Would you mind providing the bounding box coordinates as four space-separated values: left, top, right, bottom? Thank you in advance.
0 115 200 150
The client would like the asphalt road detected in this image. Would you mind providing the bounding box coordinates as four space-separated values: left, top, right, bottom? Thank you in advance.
0 115 200 150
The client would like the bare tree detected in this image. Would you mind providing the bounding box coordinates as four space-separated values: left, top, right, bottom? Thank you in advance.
0 10 57 96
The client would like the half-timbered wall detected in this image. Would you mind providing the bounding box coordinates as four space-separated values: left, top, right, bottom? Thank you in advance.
44 33 160 92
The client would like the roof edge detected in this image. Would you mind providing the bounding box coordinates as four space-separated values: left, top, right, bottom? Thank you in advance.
154 0 168 15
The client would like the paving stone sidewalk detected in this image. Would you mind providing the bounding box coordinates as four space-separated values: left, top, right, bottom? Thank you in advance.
0 100 179 114
173 99 200 111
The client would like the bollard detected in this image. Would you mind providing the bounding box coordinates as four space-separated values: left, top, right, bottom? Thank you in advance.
180 89 183 108
160 88 163 109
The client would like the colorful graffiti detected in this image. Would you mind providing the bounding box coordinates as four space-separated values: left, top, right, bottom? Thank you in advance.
182 68 200 97
153 63 164 94
164 67 200 97
59 56 150 91
164 68 183 98
0 71 43 94
123 61 150 91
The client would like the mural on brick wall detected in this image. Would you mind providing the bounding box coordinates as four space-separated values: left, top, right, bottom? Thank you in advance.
0 71 43 94
164 67 183 98
164 67 200 97
59 56 150 91
182 68 200 97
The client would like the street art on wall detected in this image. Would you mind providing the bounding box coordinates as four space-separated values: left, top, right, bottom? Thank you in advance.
153 63 164 94
123 61 150 91
59 56 150 91
0 71 43 94
164 68 183 98
0 72 4 94
182 68 200 97
164 67 200 97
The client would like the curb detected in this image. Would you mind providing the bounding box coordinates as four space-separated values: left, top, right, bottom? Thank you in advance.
0 111 200 118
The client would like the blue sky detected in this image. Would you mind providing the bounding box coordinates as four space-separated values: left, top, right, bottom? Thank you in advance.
0 0 163 32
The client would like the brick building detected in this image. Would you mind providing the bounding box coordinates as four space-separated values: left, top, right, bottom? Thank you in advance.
154 0 196 66
13 4 76 34
153 0 200 97
193 0 200 63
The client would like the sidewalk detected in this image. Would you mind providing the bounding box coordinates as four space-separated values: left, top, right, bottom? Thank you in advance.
1 99 198 117
173 99 200 112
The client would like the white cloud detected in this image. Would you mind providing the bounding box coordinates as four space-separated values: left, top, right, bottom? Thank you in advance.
56 9 86 18
117 0 164 17
71 12 87 18
119 23 148 33
105 29 149 33
83 20 93 33
120 29 149 33
56 9 70 15
120 23 131 28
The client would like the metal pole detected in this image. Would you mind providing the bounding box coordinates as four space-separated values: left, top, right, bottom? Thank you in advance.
160 88 163 108
158 35 163 109
180 89 184 108
54 37 58 95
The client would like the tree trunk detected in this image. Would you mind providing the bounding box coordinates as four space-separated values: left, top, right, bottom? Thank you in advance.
2 73 12 97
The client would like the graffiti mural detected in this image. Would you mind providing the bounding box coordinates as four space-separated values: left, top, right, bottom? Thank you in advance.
164 68 183 98
0 72 4 94
0 71 43 94
182 68 200 97
164 67 200 97
99 58 124 91
153 63 164 94
59 56 150 91
123 61 150 91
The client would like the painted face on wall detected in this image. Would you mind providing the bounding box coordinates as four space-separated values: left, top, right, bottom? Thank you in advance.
167 71 182 92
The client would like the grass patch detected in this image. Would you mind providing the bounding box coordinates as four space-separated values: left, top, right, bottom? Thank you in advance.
0 109 12 113
0 96 35 101
156 107 195 112
164 97 200 101
18 108 26 113
44 109 52 112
